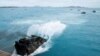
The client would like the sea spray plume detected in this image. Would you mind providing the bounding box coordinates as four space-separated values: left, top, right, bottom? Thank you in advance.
27 21 66 56
11 21 66 56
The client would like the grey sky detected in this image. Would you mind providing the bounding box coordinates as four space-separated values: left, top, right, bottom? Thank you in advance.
0 0 100 8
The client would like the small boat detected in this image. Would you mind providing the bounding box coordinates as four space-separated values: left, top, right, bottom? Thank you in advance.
14 35 47 56
81 11 86 14
92 10 96 13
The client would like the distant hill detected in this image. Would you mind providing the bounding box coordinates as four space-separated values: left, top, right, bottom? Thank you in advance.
67 6 88 8
0 6 87 8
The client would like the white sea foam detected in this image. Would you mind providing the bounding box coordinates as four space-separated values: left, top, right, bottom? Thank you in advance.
27 21 66 56
11 20 44 25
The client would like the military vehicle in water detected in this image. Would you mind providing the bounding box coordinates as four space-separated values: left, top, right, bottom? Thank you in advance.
92 10 96 13
14 35 47 56
81 11 86 14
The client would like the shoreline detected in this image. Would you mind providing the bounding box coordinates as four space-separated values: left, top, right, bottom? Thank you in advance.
0 50 11 56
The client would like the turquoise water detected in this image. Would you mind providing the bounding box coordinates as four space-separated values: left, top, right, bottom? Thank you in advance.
0 7 100 56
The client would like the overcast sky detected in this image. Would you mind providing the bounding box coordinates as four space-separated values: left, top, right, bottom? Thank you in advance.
0 0 100 8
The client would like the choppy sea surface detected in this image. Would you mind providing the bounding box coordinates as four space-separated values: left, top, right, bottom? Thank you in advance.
0 7 100 56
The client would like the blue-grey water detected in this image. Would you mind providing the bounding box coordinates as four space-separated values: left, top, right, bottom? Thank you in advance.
0 7 100 56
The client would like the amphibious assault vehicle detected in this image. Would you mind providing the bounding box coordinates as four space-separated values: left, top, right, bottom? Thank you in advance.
14 35 47 56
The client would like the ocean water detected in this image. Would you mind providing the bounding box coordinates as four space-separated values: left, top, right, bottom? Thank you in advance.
0 7 100 56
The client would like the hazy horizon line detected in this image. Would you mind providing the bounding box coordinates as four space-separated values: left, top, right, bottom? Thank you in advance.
0 6 99 8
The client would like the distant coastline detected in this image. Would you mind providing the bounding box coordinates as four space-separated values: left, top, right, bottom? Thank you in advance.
0 6 99 9
0 6 90 8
